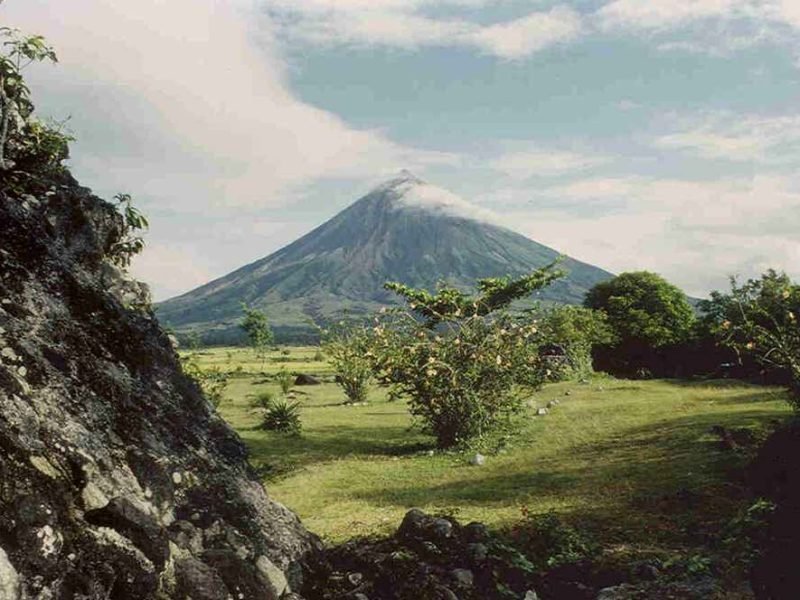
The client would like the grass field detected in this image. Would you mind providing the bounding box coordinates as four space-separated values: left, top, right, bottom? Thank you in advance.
195 346 791 557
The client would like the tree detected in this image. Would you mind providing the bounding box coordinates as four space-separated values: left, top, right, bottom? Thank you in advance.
0 27 58 169
240 304 273 366
369 264 563 448
702 270 800 407
585 271 695 376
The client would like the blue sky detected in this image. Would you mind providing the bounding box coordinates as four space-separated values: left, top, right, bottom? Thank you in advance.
4 0 800 300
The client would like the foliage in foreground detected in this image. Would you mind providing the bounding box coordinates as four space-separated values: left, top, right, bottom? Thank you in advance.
368 265 563 448
703 269 800 408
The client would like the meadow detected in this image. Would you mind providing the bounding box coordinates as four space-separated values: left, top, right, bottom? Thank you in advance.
191 346 791 558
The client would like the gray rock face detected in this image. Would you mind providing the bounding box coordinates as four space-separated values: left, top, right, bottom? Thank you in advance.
0 173 318 599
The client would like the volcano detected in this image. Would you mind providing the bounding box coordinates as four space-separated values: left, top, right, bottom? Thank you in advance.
156 171 613 342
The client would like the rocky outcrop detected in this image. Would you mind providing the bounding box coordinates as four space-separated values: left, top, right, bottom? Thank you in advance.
301 509 543 600
0 170 318 599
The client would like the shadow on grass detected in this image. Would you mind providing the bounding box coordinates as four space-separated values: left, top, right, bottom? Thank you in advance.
243 423 434 475
346 396 788 548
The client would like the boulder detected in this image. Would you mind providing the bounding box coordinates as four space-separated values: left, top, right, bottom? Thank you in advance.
0 174 319 599
295 374 322 386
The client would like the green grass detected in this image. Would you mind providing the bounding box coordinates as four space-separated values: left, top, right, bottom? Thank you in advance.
209 350 791 550
182 345 334 376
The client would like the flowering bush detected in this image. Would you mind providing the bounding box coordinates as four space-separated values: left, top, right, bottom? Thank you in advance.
369 265 562 448
703 270 800 407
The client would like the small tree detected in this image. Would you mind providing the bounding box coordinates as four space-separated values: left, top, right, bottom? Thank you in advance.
370 264 563 448
0 27 58 170
321 321 374 404
240 304 273 367
703 270 800 407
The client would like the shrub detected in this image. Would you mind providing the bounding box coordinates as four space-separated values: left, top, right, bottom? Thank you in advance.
251 390 275 409
321 322 373 404
275 368 293 395
369 265 562 448
535 305 615 381
260 397 302 435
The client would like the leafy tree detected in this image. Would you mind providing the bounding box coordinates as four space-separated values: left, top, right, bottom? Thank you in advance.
702 270 800 407
240 304 273 366
0 27 58 170
321 321 374 404
585 271 695 376
535 305 615 381
369 264 562 448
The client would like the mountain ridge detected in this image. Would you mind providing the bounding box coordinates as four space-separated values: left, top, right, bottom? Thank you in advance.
156 172 614 342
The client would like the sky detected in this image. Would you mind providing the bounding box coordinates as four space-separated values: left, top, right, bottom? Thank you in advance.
3 0 800 300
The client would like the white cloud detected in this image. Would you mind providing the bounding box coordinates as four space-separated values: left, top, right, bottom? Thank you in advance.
3 0 457 212
653 112 800 163
272 4 582 60
504 174 800 296
2 0 469 298
468 7 582 59
488 147 611 179
391 179 501 223
596 0 753 31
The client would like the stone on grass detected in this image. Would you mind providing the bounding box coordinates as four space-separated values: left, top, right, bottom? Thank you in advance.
294 373 321 386
536 408 549 416
470 453 486 466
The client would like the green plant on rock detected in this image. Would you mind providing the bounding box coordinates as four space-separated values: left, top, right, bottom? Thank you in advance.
321 321 374 404
369 264 563 448
109 193 149 268
0 27 60 171
181 355 229 409
260 397 302 435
